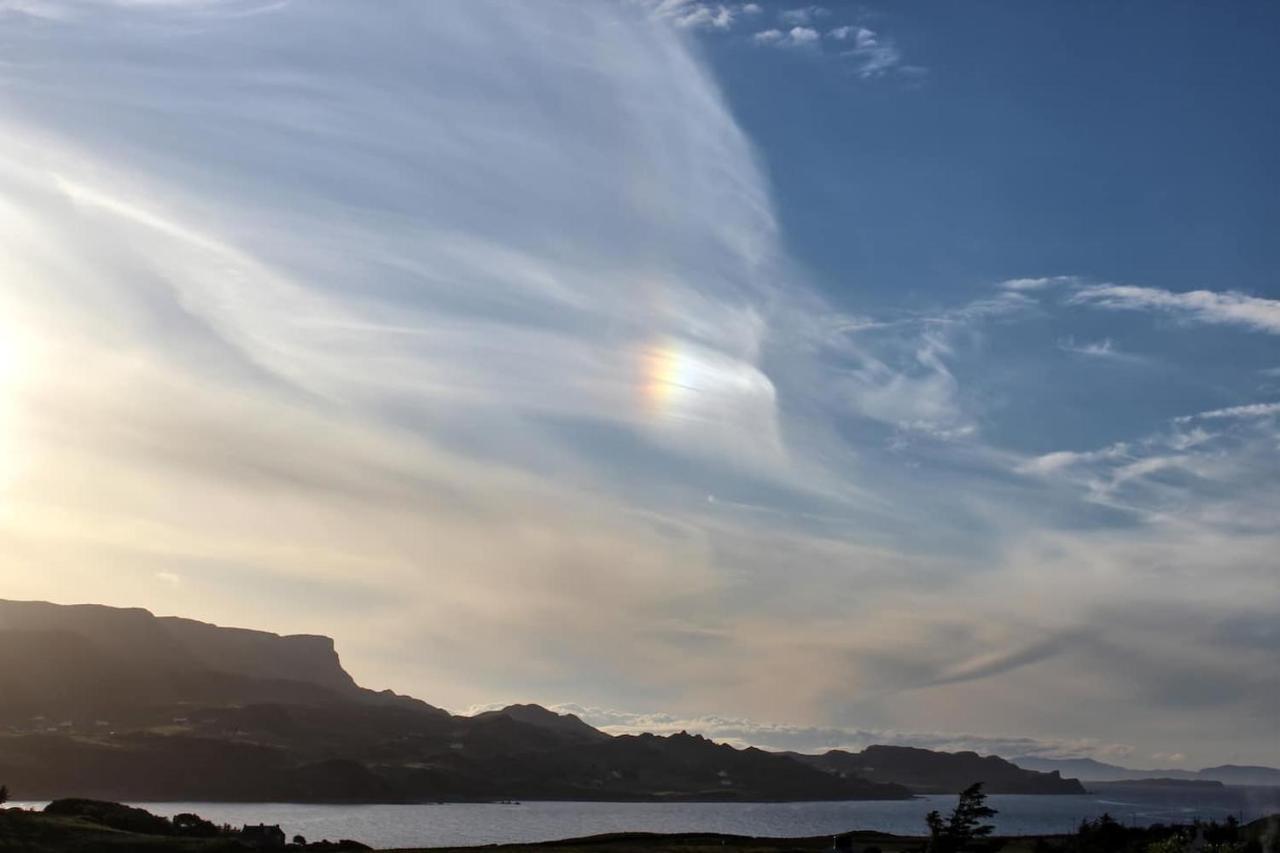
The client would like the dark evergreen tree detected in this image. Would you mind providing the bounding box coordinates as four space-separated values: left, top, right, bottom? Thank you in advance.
949 782 997 841
926 783 998 853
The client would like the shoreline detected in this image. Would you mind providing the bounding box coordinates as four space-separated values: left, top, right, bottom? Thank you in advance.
5 800 1276 853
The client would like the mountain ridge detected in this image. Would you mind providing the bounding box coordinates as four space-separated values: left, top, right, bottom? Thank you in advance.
0 599 1085 802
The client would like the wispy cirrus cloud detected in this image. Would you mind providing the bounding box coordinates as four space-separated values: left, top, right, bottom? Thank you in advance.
1 1 1276 770
1173 401 1280 423
1016 397 1280 530
0 0 807 713
1069 284 1280 334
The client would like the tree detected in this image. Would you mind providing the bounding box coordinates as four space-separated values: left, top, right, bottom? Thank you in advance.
926 783 998 853
0 784 9 805
950 783 997 842
172 812 219 837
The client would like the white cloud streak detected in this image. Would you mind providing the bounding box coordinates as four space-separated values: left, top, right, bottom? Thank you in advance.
998 275 1079 292
1174 402 1280 423
1069 284 1280 334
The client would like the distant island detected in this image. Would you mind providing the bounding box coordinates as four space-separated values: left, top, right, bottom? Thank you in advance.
1010 756 1280 787
1089 779 1226 789
787 746 1086 795
1 599 1087 803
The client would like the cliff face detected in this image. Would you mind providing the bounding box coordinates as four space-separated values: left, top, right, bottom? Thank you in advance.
157 616 358 695
0 600 437 723
0 600 358 697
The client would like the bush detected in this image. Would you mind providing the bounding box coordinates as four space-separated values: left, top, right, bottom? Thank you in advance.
173 812 221 837
43 799 173 836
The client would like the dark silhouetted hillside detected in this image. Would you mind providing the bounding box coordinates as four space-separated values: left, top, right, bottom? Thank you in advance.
0 600 441 722
472 704 611 742
791 745 1086 794
0 599 1088 803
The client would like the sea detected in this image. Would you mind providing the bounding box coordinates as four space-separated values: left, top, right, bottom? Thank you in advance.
14 786 1280 849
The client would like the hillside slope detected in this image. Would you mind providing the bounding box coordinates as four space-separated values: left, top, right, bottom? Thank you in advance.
0 599 910 802
791 745 1086 794
1 600 1088 802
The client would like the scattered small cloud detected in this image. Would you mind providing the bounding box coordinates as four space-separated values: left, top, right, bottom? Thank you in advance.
154 571 181 586
787 25 820 45
1056 336 1148 364
752 26 819 47
662 4 921 81
650 0 748 30
778 5 828 26
677 3 734 29
1058 336 1118 357
999 275 1079 292
837 26 906 78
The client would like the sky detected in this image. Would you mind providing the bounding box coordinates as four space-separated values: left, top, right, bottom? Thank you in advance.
0 0 1276 769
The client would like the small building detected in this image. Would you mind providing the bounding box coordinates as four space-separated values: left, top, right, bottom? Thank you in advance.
241 823 286 848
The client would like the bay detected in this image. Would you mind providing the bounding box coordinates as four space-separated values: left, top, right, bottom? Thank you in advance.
13 786 1280 850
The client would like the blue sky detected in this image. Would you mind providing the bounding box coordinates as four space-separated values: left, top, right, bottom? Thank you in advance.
0 0 1276 768
700 0 1280 450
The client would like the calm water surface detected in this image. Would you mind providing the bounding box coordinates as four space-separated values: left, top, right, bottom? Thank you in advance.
16 787 1280 849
